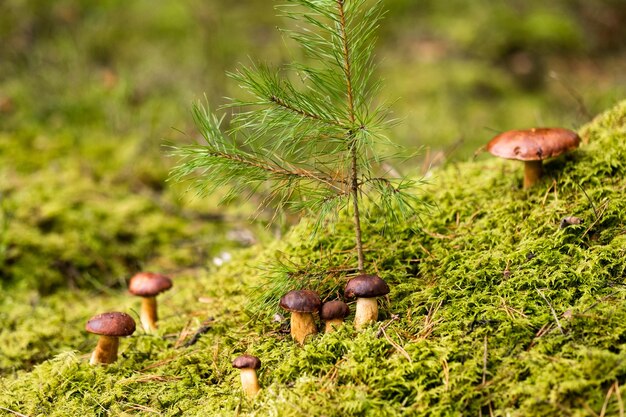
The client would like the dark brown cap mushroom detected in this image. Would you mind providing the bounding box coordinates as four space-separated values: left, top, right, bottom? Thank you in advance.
232 354 261 370
128 272 172 333
486 128 581 189
344 275 389 330
320 300 350 333
279 290 321 344
320 300 350 320
86 312 136 337
344 275 390 299
279 290 321 313
232 354 261 398
86 312 136 365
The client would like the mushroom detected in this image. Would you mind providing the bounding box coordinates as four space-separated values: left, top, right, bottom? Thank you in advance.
344 275 389 330
279 290 321 344
85 312 136 365
128 272 173 332
320 300 350 333
232 354 261 399
486 127 581 189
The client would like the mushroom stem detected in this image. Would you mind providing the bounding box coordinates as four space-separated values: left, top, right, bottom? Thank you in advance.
239 368 261 399
354 297 379 330
140 296 158 332
290 312 317 344
90 335 119 365
324 319 344 333
523 160 543 189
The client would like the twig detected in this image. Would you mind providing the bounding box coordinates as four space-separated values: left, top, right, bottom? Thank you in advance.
536 288 564 335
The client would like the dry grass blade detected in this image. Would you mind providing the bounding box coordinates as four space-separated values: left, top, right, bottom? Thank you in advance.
0 407 30 417
599 383 615 417
581 199 610 239
418 300 444 340
482 335 488 386
499 298 528 319
119 374 183 385
441 357 450 391
616 380 625 417
124 403 162 414
381 327 412 363
536 288 564 335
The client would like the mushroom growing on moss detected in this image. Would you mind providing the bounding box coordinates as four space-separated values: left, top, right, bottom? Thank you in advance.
279 290 321 344
344 275 389 330
320 300 350 333
86 312 136 365
128 272 172 332
487 127 581 189
232 354 261 399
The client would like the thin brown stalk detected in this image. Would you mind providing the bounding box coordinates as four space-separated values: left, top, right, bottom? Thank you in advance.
336 0 365 273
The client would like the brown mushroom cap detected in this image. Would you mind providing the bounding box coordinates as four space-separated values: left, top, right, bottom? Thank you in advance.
344 275 390 299
487 128 580 161
232 354 261 370
279 290 321 313
128 272 172 297
320 300 350 320
86 312 136 337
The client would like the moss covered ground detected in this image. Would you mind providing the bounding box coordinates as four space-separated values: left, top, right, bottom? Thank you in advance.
1 101 624 416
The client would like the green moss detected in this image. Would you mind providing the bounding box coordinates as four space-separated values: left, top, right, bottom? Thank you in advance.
2 101 626 415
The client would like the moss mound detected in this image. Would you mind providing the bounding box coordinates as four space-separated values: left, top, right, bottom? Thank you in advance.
2 101 626 416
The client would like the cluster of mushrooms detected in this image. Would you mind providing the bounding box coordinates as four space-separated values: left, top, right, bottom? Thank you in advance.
83 271 390 400
85 272 172 365
231 273 390 399
83 126 582 398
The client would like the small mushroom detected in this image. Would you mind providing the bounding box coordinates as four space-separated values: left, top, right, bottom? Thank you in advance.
486 128 581 189
279 290 321 344
344 275 390 330
85 312 136 365
320 300 350 333
232 354 261 399
128 272 173 332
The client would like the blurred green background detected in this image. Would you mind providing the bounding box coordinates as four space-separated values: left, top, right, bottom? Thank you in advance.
1 0 625 292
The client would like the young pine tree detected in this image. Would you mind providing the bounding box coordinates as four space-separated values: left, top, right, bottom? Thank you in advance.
171 0 424 275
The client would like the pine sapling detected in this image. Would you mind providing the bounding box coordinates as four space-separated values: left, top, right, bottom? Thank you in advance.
171 0 425 276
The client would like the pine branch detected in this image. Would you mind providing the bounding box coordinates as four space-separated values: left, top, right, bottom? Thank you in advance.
170 0 429 280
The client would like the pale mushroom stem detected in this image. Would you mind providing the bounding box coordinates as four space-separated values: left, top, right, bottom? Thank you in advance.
240 368 261 399
355 297 379 330
290 312 317 344
324 319 344 333
523 160 543 189
140 296 158 332
90 335 119 365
